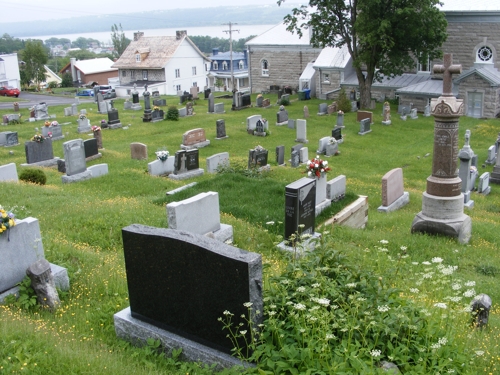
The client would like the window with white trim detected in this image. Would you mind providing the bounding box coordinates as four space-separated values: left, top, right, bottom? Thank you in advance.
176 84 181 91
142 70 148 80
261 59 269 76
135 54 141 62
175 69 180 78
192 66 197 75
222 61 228 71
238 60 244 69
213 61 218 70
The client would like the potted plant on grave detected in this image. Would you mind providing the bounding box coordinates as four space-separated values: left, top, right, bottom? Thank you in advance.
0 205 16 237
305 156 331 178
91 125 101 133
44 120 51 127
79 114 87 121
31 134 45 143
155 149 169 162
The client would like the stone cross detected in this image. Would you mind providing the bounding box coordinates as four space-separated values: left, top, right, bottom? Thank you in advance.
433 53 461 97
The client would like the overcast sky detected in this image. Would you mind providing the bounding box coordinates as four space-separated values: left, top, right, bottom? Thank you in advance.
2 0 287 22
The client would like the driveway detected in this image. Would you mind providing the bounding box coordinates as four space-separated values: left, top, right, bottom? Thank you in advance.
0 92 94 110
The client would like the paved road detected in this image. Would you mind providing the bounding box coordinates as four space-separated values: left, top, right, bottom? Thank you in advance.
0 92 94 110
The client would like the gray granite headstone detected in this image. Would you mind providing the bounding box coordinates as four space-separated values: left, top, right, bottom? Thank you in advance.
208 93 214 113
276 145 285 165
25 139 54 164
216 119 227 139
358 118 371 135
63 139 87 176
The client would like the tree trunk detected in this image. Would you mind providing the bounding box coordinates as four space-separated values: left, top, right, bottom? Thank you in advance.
354 67 372 109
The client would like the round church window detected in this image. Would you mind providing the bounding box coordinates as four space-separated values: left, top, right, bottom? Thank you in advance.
477 46 493 62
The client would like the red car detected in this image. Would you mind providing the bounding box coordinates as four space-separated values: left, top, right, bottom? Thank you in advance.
0 86 20 97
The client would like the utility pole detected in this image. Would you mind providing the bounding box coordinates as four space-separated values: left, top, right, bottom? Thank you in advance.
222 22 239 92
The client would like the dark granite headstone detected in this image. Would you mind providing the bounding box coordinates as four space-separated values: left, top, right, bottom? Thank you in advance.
216 119 226 138
208 93 215 113
132 93 140 104
359 118 371 133
5 132 18 146
248 147 268 168
108 109 120 125
174 150 187 175
285 177 316 241
242 94 251 107
186 149 199 171
332 127 342 140
291 150 300 168
255 119 264 133
84 138 99 158
25 139 54 164
276 145 285 165
121 225 262 354
204 88 211 99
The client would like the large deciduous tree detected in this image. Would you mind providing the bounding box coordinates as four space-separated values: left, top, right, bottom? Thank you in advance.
111 24 131 58
20 40 48 87
278 0 448 108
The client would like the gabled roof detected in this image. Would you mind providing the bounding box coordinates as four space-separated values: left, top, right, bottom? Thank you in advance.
455 66 500 86
112 35 209 69
300 62 316 81
74 58 117 74
440 0 500 12
245 22 315 47
313 45 351 69
343 72 433 89
395 79 459 97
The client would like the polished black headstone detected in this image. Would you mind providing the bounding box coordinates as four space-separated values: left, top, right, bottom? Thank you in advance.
255 119 264 133
173 150 187 174
276 145 285 165
108 109 120 125
25 138 54 164
132 93 140 104
84 138 98 158
186 149 199 170
248 148 268 168
242 94 251 107
285 177 316 241
121 225 262 354
332 127 342 140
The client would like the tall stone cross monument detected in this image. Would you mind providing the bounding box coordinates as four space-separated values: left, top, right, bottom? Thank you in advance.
411 54 471 244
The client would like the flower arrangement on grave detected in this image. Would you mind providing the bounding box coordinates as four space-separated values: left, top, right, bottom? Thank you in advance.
51 120 59 127
470 166 477 174
47 132 52 138
100 119 107 125
79 114 87 120
338 110 344 115
155 149 169 162
329 137 338 145
31 134 45 143
306 156 331 178
0 205 16 237
153 106 160 111
91 125 101 133
44 120 51 127
13 102 19 107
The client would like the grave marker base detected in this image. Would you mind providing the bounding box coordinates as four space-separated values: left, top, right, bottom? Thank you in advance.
377 192 410 213
20 157 60 168
114 307 253 371
180 140 210 150
61 169 92 184
168 169 204 181
411 212 472 244
276 232 322 255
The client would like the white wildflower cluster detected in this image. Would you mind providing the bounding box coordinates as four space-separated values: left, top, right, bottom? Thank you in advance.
433 302 447 309
464 280 476 287
431 337 448 350
463 289 476 298
296 286 306 293
377 305 390 312
379 240 389 244
311 283 321 288
410 288 420 294
370 349 382 357
432 257 444 263
294 303 306 311
346 283 357 288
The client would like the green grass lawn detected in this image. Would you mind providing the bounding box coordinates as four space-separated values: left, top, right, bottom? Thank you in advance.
1 93 500 374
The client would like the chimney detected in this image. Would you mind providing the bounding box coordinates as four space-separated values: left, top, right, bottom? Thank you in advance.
134 31 144 41
176 30 187 40
212 48 219 56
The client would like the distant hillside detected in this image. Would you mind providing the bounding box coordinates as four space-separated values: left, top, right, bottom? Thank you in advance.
4 5 294 38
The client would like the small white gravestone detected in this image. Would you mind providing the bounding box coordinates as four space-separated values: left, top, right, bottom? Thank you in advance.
295 119 308 143
299 147 308 164
206 152 230 173
0 162 18 182
477 172 491 195
327 175 346 201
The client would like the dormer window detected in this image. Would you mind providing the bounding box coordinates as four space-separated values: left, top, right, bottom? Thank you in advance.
222 61 228 71
213 61 218 70
238 60 244 69
135 54 141 62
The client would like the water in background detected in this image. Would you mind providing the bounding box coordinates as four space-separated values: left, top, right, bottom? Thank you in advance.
27 24 275 44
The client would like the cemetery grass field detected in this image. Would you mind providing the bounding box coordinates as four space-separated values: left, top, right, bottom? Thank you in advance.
1 93 500 374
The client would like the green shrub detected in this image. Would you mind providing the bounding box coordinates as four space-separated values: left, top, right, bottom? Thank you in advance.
165 106 179 121
19 168 47 185
279 97 290 106
61 73 73 88
48 81 58 89
337 87 351 113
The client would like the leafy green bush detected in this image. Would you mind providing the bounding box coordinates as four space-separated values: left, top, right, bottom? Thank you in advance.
48 81 58 89
61 72 73 88
19 168 47 185
165 106 179 121
279 97 290 106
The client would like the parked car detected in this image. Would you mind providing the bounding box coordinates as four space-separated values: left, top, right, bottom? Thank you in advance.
95 85 113 94
76 89 94 97
0 86 20 97
103 89 117 99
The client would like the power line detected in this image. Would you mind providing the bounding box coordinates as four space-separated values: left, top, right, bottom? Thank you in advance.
222 22 239 92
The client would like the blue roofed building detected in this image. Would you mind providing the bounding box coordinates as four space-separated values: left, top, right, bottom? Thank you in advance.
208 48 249 92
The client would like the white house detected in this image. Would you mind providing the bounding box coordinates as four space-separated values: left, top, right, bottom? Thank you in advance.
112 31 211 97
0 53 21 90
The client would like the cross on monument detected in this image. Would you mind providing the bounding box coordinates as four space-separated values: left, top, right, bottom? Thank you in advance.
433 53 462 97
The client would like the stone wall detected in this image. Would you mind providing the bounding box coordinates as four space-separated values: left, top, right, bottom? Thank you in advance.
458 74 500 118
248 47 321 93
118 69 166 85
316 70 342 99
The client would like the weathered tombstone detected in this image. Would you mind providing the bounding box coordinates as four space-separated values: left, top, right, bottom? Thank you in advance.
124 100 132 110
424 105 431 117
410 108 418 119
458 130 474 208
256 95 263 108
485 145 496 165
377 168 410 212
490 147 500 184
190 86 199 100
325 141 338 156
215 119 228 140
295 119 308 143
477 172 491 195
181 128 210 150
24 138 55 165
130 142 148 160
471 294 492 328
97 93 108 114
262 98 270 108
284 178 316 241
214 103 225 114
206 152 230 173
382 102 391 125
142 86 152 122
93 128 103 149
246 115 262 134
248 145 269 169
336 111 344 128
208 93 215 113
116 225 262 366
63 139 87 176
26 259 60 311
185 102 194 116
167 192 233 242
317 103 328 116
276 105 289 125
351 101 358 112
358 118 372 135
327 175 346 201
299 147 308 164
276 145 285 166
42 123 64 141
178 107 187 117
64 107 73 116
303 106 309 118
77 115 91 133
411 53 471 243
0 131 19 147
34 103 50 120
357 110 373 123
0 163 18 182
317 136 330 155
327 102 337 115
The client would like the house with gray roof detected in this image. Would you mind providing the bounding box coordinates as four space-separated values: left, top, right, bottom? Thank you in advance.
112 31 211 97
208 48 248 92
245 22 322 94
